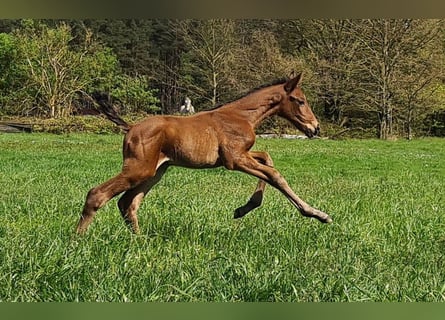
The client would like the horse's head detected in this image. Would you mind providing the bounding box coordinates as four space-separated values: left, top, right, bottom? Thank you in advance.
277 73 320 138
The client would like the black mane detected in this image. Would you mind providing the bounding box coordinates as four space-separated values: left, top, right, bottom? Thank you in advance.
208 78 288 111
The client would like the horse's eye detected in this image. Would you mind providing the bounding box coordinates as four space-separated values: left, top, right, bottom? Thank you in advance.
290 96 305 106
297 99 305 106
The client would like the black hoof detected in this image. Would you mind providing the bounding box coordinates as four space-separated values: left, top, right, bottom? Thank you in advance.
233 208 246 219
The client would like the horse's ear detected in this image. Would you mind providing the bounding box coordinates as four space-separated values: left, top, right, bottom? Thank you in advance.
284 72 302 93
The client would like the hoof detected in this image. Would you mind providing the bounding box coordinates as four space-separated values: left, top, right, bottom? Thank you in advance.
233 208 246 219
312 209 333 224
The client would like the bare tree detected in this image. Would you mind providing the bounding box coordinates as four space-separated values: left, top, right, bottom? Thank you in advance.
351 19 444 139
177 19 238 107
293 19 363 123
393 20 445 139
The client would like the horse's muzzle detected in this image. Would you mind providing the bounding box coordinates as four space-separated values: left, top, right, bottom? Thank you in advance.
305 125 320 138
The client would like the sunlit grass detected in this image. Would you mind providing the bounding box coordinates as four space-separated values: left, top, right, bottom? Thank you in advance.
0 133 444 301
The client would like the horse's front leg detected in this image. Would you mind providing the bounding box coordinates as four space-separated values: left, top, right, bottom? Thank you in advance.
234 151 332 223
234 151 272 219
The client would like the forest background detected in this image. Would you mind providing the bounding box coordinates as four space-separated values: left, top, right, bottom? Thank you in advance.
1 19 445 139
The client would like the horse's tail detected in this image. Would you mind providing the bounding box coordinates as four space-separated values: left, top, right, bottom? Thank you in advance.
91 92 131 133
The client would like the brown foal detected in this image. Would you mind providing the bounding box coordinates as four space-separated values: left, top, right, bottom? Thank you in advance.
76 73 332 234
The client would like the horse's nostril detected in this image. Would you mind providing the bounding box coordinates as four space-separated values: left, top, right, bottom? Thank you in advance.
314 125 320 136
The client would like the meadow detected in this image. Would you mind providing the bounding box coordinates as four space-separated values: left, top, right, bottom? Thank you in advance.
0 133 444 302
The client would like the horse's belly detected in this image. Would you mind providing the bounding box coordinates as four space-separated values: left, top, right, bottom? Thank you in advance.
172 130 221 168
184 149 220 168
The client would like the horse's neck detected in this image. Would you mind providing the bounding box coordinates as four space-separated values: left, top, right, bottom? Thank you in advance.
222 87 281 128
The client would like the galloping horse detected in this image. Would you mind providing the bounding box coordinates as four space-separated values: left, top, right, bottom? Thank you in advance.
76 73 332 234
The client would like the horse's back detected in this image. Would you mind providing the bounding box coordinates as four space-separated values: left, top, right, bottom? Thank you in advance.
126 113 222 168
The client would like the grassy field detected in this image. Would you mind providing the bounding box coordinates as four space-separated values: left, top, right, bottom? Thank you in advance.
0 133 444 302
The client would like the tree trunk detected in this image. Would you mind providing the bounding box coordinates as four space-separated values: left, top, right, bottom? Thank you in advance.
379 21 393 140
379 114 386 139
212 70 217 106
407 108 413 140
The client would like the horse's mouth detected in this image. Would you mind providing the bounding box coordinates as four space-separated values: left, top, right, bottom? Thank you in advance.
304 125 320 138
305 130 315 138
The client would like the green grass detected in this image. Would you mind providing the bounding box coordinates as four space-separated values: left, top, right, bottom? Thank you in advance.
0 133 444 301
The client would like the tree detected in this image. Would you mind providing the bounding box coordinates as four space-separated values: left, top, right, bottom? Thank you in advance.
6 20 162 118
177 19 239 108
227 28 305 98
392 20 445 139
285 19 362 124
0 32 25 114
226 25 306 134
13 21 120 117
77 19 155 76
148 19 184 114
110 74 160 114
350 19 445 139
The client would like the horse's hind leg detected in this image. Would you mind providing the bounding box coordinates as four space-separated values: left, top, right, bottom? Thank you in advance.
76 172 134 234
118 163 168 234
76 159 160 234
234 151 273 219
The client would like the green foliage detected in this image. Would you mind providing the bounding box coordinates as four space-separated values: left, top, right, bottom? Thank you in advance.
0 33 17 88
1 20 160 118
81 19 155 76
111 75 160 114
0 115 149 134
0 134 444 301
0 32 27 114
0 19 444 137
77 45 120 93
31 116 123 134
11 21 122 118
